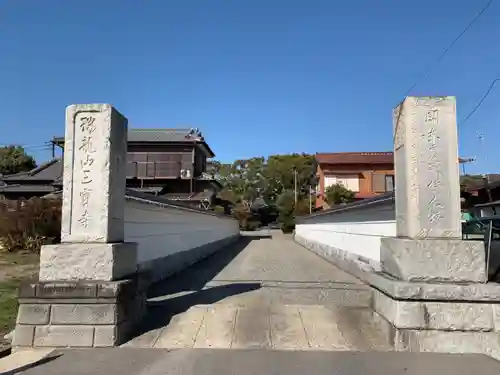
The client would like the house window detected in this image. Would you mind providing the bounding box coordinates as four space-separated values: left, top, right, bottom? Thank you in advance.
324 175 337 189
324 175 360 192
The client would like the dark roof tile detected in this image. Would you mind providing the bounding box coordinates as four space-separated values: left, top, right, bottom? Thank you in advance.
1 159 63 182
316 152 394 165
127 128 203 143
53 128 216 157
0 184 56 193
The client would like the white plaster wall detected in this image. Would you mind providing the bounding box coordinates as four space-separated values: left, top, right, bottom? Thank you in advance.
124 198 239 266
295 202 396 262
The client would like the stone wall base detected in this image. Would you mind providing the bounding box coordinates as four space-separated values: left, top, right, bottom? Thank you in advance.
380 237 486 283
12 277 147 349
371 307 500 361
295 234 500 360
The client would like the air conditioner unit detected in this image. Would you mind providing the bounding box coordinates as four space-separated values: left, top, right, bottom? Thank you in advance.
180 169 191 179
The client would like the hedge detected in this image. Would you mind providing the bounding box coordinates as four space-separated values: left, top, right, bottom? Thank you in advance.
0 197 61 253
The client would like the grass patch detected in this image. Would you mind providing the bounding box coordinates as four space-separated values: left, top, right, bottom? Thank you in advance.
0 251 40 348
0 279 20 348
0 251 40 267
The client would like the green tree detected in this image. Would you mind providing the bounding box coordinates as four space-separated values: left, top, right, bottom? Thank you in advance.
0 145 36 175
212 154 317 229
325 184 356 205
276 190 296 232
262 153 316 203
213 157 266 210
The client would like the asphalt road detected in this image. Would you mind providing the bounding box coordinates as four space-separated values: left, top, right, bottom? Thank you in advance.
18 348 500 375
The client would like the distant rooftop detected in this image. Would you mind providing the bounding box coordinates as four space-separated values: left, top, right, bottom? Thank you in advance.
316 152 473 165
128 128 205 143
52 128 215 157
316 152 394 165
0 158 62 182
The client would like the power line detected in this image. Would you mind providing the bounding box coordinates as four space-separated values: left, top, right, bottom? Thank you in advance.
394 0 494 145
402 0 494 98
460 75 500 126
0 143 52 151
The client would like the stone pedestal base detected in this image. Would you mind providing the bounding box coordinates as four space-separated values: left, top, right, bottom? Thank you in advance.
13 278 147 349
295 234 500 360
373 289 500 360
39 242 137 282
380 237 486 283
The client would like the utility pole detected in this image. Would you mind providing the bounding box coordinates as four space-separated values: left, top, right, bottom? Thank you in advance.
309 186 312 214
293 168 298 206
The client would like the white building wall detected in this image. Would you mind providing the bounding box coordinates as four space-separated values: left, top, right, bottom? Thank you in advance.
324 175 360 192
295 200 395 263
124 197 240 277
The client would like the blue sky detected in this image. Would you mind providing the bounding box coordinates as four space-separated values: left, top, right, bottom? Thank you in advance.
1 1 499 173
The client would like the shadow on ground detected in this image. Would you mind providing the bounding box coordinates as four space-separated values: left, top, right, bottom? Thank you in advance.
134 235 269 335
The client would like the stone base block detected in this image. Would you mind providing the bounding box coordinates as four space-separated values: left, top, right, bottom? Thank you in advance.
295 234 500 302
371 289 500 361
373 290 500 332
395 330 500 361
39 242 138 281
13 278 146 349
296 234 500 360
380 237 486 283
371 304 500 361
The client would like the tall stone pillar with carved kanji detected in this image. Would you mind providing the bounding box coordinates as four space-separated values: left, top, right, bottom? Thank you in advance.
380 96 486 283
13 104 145 350
40 104 137 281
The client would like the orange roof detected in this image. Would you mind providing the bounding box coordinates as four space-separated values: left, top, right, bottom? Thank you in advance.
316 152 394 165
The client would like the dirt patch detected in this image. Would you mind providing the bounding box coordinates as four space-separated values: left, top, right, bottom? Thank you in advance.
0 251 39 350
0 252 39 281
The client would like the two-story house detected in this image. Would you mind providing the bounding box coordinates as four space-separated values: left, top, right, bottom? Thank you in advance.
0 128 222 209
315 152 394 209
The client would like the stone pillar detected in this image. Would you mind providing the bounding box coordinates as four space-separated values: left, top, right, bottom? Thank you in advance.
39 104 136 281
13 104 146 349
381 96 486 283
61 104 127 244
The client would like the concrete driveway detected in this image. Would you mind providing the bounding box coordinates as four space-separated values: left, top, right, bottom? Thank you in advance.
123 233 390 350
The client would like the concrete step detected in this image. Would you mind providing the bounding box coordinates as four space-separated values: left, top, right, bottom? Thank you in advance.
148 281 373 311
124 304 392 351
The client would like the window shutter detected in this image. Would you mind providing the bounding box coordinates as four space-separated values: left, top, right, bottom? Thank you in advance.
372 173 386 193
385 175 395 192
136 162 147 178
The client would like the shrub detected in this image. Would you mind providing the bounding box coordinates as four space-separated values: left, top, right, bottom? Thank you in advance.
232 203 251 229
0 197 61 253
280 216 295 233
242 220 261 231
213 205 225 214
276 190 302 233
325 184 356 205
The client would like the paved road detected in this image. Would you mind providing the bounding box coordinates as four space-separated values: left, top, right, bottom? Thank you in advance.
13 233 500 374
19 348 500 375
124 233 389 350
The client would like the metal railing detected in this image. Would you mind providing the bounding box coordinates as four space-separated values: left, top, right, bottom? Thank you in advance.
462 216 500 282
